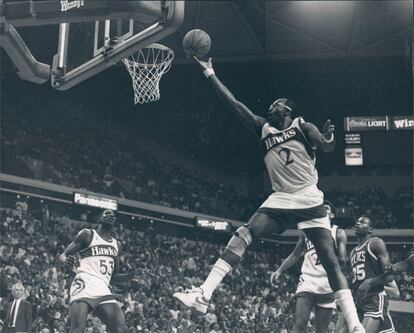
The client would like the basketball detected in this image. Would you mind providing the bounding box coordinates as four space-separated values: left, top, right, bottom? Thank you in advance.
182 29 211 58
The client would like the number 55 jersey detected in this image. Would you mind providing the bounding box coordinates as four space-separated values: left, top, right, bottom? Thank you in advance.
70 229 119 307
350 237 384 295
350 237 391 322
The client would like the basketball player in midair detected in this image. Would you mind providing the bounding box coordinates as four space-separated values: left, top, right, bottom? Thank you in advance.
335 216 396 333
173 57 365 333
58 210 134 333
270 201 347 333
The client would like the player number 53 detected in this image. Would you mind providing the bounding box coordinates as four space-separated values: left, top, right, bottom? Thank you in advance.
100 259 114 276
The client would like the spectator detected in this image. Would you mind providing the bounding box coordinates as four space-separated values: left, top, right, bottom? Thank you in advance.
3 283 32 333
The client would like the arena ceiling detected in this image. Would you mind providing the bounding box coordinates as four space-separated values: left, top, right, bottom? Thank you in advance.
2 1 412 69
165 0 413 63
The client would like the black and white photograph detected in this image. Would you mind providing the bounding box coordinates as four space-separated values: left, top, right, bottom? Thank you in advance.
0 1 413 332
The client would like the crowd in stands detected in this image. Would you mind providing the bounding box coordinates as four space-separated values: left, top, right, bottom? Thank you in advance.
1 104 256 220
1 104 412 227
326 186 413 229
1 205 413 333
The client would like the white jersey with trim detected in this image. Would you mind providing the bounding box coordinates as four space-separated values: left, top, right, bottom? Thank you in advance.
77 229 119 286
261 117 318 193
300 225 338 291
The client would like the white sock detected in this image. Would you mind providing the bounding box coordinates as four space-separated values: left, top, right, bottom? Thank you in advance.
335 289 362 330
200 258 232 300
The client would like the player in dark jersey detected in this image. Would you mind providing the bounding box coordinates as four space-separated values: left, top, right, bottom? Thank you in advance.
336 215 395 333
58 210 134 333
271 202 347 333
173 57 364 333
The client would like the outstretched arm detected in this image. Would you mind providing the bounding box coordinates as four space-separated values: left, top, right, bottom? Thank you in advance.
194 57 266 135
300 120 335 152
270 233 306 284
337 228 348 269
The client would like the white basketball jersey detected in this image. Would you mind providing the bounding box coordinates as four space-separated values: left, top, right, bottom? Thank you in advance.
301 225 338 284
261 117 318 193
77 229 119 286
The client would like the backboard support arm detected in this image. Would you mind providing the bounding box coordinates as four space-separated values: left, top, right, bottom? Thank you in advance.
0 23 50 84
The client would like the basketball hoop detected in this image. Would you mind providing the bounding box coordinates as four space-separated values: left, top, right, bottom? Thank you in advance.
122 43 174 104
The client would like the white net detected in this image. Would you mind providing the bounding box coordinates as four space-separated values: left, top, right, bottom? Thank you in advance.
122 43 174 104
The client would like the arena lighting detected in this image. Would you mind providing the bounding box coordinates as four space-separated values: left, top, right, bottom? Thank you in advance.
294 1 355 20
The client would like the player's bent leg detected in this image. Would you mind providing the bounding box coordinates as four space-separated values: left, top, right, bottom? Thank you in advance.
303 227 346 291
221 212 285 265
315 306 334 333
361 316 381 333
293 296 314 333
304 227 364 333
69 301 90 333
95 302 128 333
173 212 285 313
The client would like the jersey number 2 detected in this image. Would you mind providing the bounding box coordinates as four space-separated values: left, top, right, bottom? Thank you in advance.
278 148 294 166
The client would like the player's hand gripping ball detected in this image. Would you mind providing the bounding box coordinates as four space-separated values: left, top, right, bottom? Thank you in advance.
182 29 211 59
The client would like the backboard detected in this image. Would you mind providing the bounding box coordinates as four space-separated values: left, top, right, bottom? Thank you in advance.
0 0 185 90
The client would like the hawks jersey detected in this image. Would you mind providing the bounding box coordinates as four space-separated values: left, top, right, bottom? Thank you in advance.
301 225 338 284
261 117 317 193
77 229 119 286
350 237 384 294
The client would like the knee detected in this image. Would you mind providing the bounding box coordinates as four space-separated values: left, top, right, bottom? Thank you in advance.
294 318 308 332
225 225 253 257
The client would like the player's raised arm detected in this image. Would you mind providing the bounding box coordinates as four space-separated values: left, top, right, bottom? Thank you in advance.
194 57 266 135
270 233 306 285
58 229 92 265
337 228 348 268
300 119 335 152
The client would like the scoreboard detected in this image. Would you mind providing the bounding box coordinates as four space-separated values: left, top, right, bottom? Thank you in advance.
343 116 413 166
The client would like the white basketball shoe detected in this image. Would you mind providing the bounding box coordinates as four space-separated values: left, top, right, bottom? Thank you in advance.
173 286 209 314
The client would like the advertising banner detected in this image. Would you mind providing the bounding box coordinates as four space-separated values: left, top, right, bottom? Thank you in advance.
345 147 363 166
391 116 414 130
344 116 389 132
73 192 118 211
